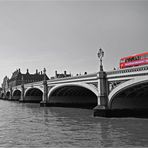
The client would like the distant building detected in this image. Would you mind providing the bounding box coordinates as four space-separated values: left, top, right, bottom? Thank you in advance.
1 76 9 93
8 69 49 87
51 70 71 79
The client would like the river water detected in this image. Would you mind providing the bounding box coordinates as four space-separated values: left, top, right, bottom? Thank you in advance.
0 100 148 147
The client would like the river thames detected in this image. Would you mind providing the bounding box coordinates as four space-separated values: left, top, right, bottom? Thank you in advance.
0 100 148 147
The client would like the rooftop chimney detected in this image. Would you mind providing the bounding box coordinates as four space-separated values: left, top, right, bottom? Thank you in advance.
26 69 29 74
64 71 66 76
36 69 38 74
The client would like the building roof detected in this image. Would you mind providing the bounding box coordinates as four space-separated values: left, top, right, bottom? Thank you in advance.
9 69 49 83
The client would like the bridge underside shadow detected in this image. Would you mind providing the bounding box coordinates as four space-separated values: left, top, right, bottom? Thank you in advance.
48 86 97 109
111 83 148 109
6 92 10 100
1 93 4 99
12 90 21 101
24 88 43 103
108 83 148 118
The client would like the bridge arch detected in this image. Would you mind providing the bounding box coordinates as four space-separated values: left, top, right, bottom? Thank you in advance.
48 83 98 108
6 91 10 99
24 87 43 103
12 89 21 101
1 93 4 98
109 76 148 109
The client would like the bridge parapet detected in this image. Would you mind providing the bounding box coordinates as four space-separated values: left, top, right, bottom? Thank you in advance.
107 65 148 81
11 82 43 91
48 73 97 81
47 73 98 85
107 65 148 76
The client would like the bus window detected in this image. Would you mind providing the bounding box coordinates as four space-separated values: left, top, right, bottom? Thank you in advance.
141 55 145 59
132 57 134 61
120 59 125 63
135 56 140 60
144 54 148 58
136 56 138 60
127 58 131 62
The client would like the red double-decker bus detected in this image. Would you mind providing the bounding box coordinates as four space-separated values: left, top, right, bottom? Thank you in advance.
120 52 148 69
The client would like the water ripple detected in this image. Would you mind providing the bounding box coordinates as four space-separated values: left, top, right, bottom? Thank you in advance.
0 100 148 147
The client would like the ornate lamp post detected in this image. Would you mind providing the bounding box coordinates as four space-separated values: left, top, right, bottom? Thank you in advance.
43 68 46 82
94 48 108 117
97 48 104 71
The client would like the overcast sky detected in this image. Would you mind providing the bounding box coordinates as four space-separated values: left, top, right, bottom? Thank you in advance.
0 0 148 83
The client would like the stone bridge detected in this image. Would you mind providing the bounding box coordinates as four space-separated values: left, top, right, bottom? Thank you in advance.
2 65 148 117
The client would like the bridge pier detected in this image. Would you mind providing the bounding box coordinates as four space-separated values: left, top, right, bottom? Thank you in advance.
40 68 48 107
2 92 6 100
9 87 13 101
40 82 48 106
93 71 109 117
19 80 25 102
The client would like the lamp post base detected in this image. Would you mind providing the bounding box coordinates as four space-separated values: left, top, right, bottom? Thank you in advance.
40 101 48 107
93 105 108 117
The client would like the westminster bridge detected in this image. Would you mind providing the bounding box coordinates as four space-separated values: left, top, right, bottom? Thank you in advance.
1 64 148 117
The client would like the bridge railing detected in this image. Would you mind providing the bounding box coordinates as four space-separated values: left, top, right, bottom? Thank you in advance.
47 72 97 84
107 65 148 75
11 81 43 90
